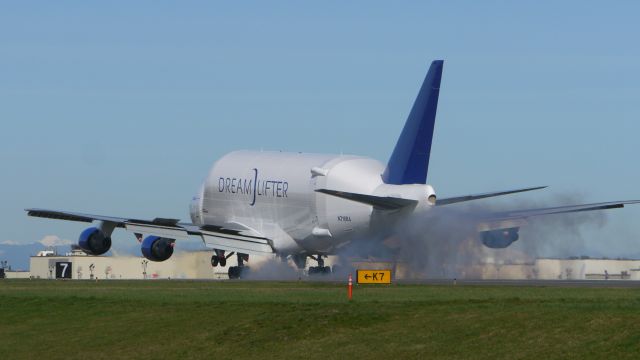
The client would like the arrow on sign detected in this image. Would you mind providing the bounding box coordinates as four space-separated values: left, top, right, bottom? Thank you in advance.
364 273 381 280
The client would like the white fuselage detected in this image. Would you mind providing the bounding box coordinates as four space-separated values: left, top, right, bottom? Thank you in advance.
190 150 436 255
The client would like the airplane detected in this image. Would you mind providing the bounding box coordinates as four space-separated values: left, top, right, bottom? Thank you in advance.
26 60 639 278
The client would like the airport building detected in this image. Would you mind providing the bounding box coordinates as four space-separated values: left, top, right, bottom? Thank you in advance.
27 248 226 280
441 258 640 280
16 247 640 281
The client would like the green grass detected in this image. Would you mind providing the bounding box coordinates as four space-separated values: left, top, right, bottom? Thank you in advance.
1 280 640 359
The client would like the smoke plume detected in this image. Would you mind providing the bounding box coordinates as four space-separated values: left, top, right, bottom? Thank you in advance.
243 257 303 280
336 193 610 279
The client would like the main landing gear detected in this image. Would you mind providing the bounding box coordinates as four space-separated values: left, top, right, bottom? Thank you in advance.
211 249 250 279
228 253 249 279
210 249 229 267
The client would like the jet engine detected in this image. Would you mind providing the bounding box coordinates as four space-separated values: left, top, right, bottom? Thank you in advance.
78 227 112 255
480 227 520 249
141 236 175 262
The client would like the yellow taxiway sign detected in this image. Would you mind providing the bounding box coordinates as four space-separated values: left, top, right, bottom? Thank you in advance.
356 270 392 284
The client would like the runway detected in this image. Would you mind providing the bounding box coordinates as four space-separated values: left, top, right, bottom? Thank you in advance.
396 279 640 287
174 277 640 287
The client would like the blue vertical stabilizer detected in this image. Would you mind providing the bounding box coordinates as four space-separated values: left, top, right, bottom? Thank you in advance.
382 60 443 185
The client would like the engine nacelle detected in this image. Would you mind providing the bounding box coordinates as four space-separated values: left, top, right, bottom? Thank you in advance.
78 227 112 255
480 227 520 249
141 236 175 262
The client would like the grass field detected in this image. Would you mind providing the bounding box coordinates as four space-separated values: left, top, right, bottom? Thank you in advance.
1 280 640 359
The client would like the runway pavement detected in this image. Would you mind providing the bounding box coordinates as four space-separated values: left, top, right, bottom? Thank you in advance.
395 278 640 287
182 277 640 287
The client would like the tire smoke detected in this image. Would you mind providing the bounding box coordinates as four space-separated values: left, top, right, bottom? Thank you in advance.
336 193 610 279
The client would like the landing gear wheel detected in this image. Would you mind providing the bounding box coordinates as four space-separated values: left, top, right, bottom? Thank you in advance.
228 266 239 279
228 266 250 279
308 266 331 276
212 250 229 268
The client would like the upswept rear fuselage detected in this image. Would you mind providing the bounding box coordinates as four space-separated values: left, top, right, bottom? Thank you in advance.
189 150 436 255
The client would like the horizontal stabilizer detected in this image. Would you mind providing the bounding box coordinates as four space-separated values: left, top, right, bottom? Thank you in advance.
486 200 640 221
316 189 417 210
436 186 547 206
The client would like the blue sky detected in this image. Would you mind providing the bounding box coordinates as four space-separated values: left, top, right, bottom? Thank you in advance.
1 2 639 256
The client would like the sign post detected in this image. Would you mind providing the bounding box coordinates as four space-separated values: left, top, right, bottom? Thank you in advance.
356 270 392 284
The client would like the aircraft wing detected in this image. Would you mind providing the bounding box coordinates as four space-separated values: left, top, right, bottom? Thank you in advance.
436 186 547 206
25 208 274 254
483 200 640 222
